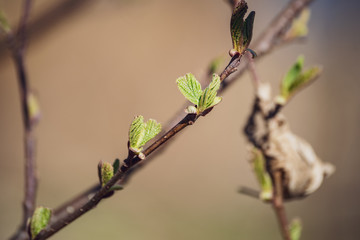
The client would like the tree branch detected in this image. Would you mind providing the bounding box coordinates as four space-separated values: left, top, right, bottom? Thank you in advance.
243 31 293 240
33 47 242 238
34 111 224 239
8 1 38 240
49 0 315 227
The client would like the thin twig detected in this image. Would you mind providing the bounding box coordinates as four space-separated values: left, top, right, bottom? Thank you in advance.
244 29 291 240
35 52 243 239
272 171 291 240
33 49 242 238
8 1 37 240
50 0 315 225
34 113 204 239
0 0 93 61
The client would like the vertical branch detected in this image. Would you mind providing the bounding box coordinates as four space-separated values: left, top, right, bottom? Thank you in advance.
245 52 290 240
9 1 37 240
272 171 291 240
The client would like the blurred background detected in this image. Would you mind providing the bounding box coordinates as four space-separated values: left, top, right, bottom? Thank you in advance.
1 0 359 239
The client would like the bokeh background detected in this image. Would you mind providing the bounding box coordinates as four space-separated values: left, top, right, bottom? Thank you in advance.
1 0 359 239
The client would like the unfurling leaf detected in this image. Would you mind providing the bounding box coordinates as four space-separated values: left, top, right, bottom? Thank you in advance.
129 116 146 152
289 218 302 240
286 8 310 39
252 148 273 201
112 159 120 174
197 74 222 113
30 207 52 239
128 116 162 154
140 119 162 147
0 11 11 34
279 56 322 103
176 73 202 105
230 0 255 54
101 162 114 187
176 73 222 115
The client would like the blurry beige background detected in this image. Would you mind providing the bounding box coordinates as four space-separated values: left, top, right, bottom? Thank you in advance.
1 0 359 239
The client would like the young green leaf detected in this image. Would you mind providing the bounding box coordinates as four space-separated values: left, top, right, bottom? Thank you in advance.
128 116 161 154
281 55 304 98
101 162 114 187
286 8 310 39
0 11 11 34
252 148 273 201
289 218 302 240
176 73 202 105
280 56 322 102
112 159 120 174
129 116 146 152
30 207 52 239
197 74 222 113
140 119 162 147
230 0 255 54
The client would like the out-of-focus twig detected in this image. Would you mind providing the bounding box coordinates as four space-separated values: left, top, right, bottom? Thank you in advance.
0 0 94 62
272 171 291 240
244 49 292 240
7 1 37 240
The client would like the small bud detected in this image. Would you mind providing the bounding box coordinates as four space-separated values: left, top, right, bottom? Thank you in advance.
185 106 197 114
275 95 286 105
251 148 273 201
229 49 238 57
30 207 52 239
138 152 146 160
27 92 41 126
289 218 302 240
112 159 120 174
101 162 114 187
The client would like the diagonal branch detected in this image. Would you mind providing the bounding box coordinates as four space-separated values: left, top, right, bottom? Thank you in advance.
34 75 240 239
49 0 316 228
272 170 291 240
119 0 315 187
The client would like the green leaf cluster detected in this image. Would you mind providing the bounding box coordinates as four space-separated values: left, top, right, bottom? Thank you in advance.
289 218 302 240
279 56 321 103
230 0 255 54
177 73 222 114
129 116 161 153
252 148 273 201
30 207 52 239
